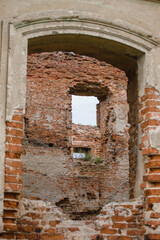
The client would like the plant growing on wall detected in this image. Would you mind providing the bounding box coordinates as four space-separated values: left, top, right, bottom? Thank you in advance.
84 153 103 164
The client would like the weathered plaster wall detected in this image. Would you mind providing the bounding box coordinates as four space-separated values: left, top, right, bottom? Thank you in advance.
1 0 160 238
1 0 160 44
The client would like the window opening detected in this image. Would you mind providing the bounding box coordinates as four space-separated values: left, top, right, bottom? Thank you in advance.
72 95 99 126
73 147 91 159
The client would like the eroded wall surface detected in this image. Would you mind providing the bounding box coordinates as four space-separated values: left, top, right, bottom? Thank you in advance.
21 52 130 217
1 1 160 239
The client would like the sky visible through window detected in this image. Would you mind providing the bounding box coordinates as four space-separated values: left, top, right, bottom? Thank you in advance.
72 95 99 126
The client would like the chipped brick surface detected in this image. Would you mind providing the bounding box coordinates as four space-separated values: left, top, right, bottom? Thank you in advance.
2 53 160 239
22 52 130 213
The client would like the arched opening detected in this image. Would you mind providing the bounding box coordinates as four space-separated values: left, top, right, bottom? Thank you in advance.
1 3 159 237
26 33 142 199
23 51 130 220
3 27 147 239
18 32 142 222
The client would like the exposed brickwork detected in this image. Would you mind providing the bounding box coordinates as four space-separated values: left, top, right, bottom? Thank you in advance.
72 124 102 157
139 87 160 238
12 198 144 240
3 109 23 235
139 87 160 155
22 52 130 214
2 55 160 239
1 197 144 239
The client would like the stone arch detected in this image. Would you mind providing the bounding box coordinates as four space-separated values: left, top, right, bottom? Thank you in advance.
1 9 160 238
6 15 153 195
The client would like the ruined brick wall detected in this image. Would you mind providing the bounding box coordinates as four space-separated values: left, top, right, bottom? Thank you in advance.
72 124 102 157
12 198 144 240
22 52 130 213
0 106 145 240
2 86 160 239
26 53 72 148
3 109 23 233
140 87 160 240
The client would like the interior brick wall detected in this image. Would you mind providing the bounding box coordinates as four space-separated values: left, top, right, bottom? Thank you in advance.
2 198 144 240
3 52 157 240
3 109 23 234
72 124 102 157
1 55 160 239
22 51 130 213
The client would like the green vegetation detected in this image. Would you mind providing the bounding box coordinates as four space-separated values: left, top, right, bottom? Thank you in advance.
84 153 103 164
94 156 103 164
84 152 94 162
73 147 103 164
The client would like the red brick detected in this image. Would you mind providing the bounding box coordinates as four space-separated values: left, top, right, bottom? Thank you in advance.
49 221 60 227
41 234 64 240
140 182 146 189
4 200 18 208
68 227 79 232
44 228 55 234
20 225 34 232
145 100 160 107
112 223 127 229
111 216 126 222
91 234 104 240
5 166 22 176
142 148 159 156
128 223 139 228
141 107 160 116
145 112 160 120
145 88 159 95
147 234 160 239
12 115 23 122
4 223 17 232
5 175 22 184
6 144 23 153
132 209 141 215
146 160 160 169
141 120 160 129
6 128 23 137
145 189 160 196
6 136 22 144
120 205 133 209
41 221 46 226
150 212 160 218
5 159 22 168
31 212 43 219
100 228 117 234
127 230 143 236
126 217 136 222
16 233 28 239
148 197 160 204
151 155 160 160
144 94 160 100
3 218 15 224
5 151 21 159
144 174 160 182
3 211 16 218
1 233 15 239
6 121 23 129
5 183 22 192
146 220 160 227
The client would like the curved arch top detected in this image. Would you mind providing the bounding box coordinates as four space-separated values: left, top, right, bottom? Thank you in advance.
9 12 159 75
1 1 160 238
